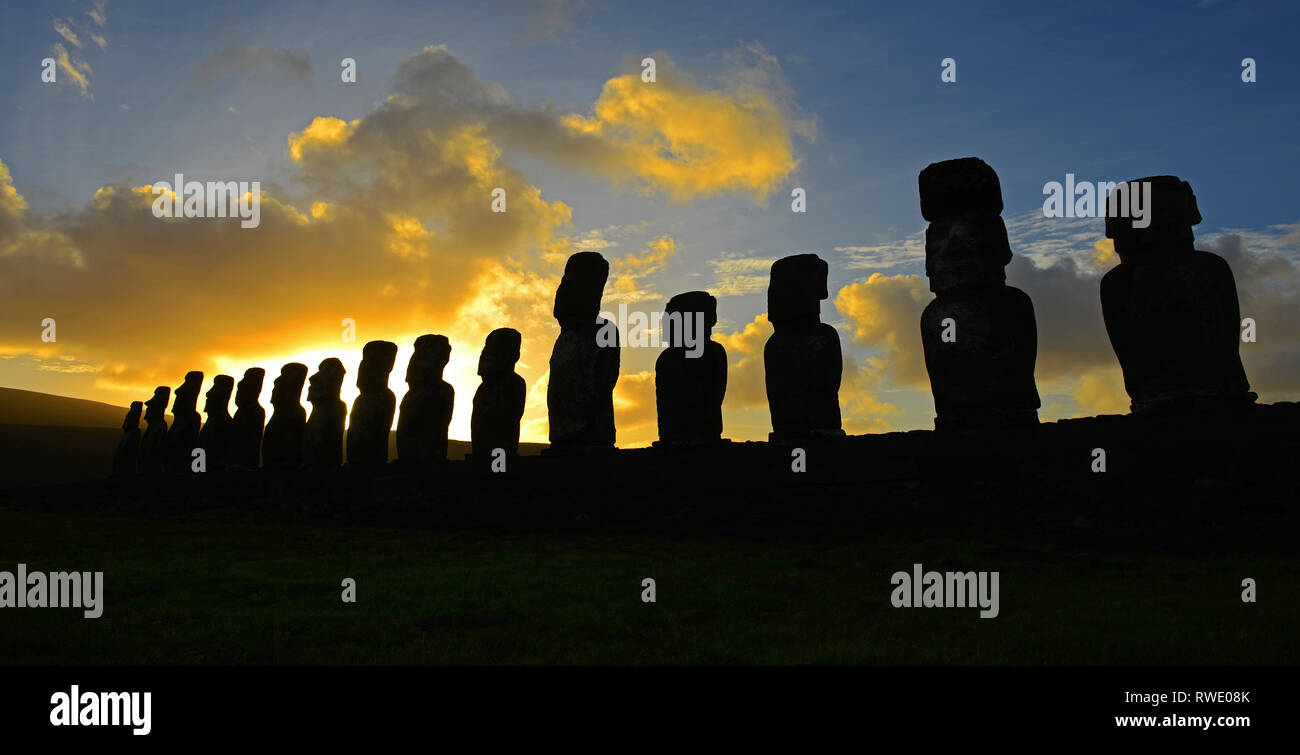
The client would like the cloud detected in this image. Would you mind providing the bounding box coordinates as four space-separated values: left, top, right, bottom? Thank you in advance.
50 43 93 98
88 1 106 27
53 19 82 48
0 44 810 443
706 254 774 298
503 0 588 42
198 45 314 88
607 235 676 304
90 33 108 51
715 313 772 412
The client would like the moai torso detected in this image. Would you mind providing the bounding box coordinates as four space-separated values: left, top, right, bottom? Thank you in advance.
262 363 308 468
303 358 347 466
112 401 144 477
471 328 526 458
230 368 266 469
196 375 234 472
547 252 620 450
765 254 844 440
396 334 455 464
1101 176 1254 413
347 341 398 465
655 291 727 444
164 371 204 473
139 387 169 476
918 158 1039 429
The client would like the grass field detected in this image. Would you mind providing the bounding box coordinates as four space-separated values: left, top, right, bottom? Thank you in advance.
0 507 1294 665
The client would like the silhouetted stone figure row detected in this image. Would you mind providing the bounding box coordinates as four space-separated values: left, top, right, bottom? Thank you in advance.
766 254 844 440
472 329 525 459
918 157 1040 430
263 363 308 468
1101 176 1255 413
112 163 1259 473
397 334 454 464
547 251 620 453
656 292 727 445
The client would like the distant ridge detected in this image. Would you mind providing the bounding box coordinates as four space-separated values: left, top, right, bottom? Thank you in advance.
0 387 133 428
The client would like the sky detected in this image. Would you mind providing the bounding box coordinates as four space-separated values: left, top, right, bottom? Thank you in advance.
2 0 1298 446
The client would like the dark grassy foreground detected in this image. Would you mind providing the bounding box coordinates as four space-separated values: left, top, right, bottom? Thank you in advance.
0 506 1294 665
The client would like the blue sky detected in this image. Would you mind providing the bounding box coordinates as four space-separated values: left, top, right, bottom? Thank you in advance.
3 0 1298 443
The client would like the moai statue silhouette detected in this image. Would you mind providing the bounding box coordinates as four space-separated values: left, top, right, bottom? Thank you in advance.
918 157 1040 430
396 334 454 464
347 340 398 465
1102 176 1255 413
230 367 266 469
111 401 144 477
139 387 170 476
164 371 204 473
471 328 526 461
262 363 308 468
196 374 235 472
765 254 844 441
655 291 727 445
547 252 619 452
302 358 347 467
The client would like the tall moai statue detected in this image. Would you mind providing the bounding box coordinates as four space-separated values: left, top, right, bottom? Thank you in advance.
112 401 144 477
302 358 347 467
139 387 170 475
164 371 204 472
230 367 266 469
655 291 727 445
196 374 235 472
262 362 308 468
397 335 454 464
347 340 398 465
918 157 1040 430
765 254 844 440
1101 176 1255 413
547 252 620 452
471 328 526 461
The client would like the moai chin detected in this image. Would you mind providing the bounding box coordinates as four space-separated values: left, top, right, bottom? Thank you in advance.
471 328 526 461
765 254 844 441
112 401 144 477
139 387 170 476
262 363 308 468
396 334 455 465
918 157 1040 430
1101 175 1255 413
302 358 347 467
196 374 235 472
655 291 727 445
230 367 266 469
347 340 399 465
546 252 619 452
164 371 204 473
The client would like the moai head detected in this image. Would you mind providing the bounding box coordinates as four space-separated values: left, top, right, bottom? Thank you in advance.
204 375 234 416
477 328 521 377
270 363 308 408
663 291 717 347
1105 175 1200 264
768 254 828 327
123 401 143 431
235 368 265 409
357 340 398 392
307 358 346 403
172 371 204 414
918 157 1010 293
407 334 452 387
144 387 170 422
553 252 609 328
